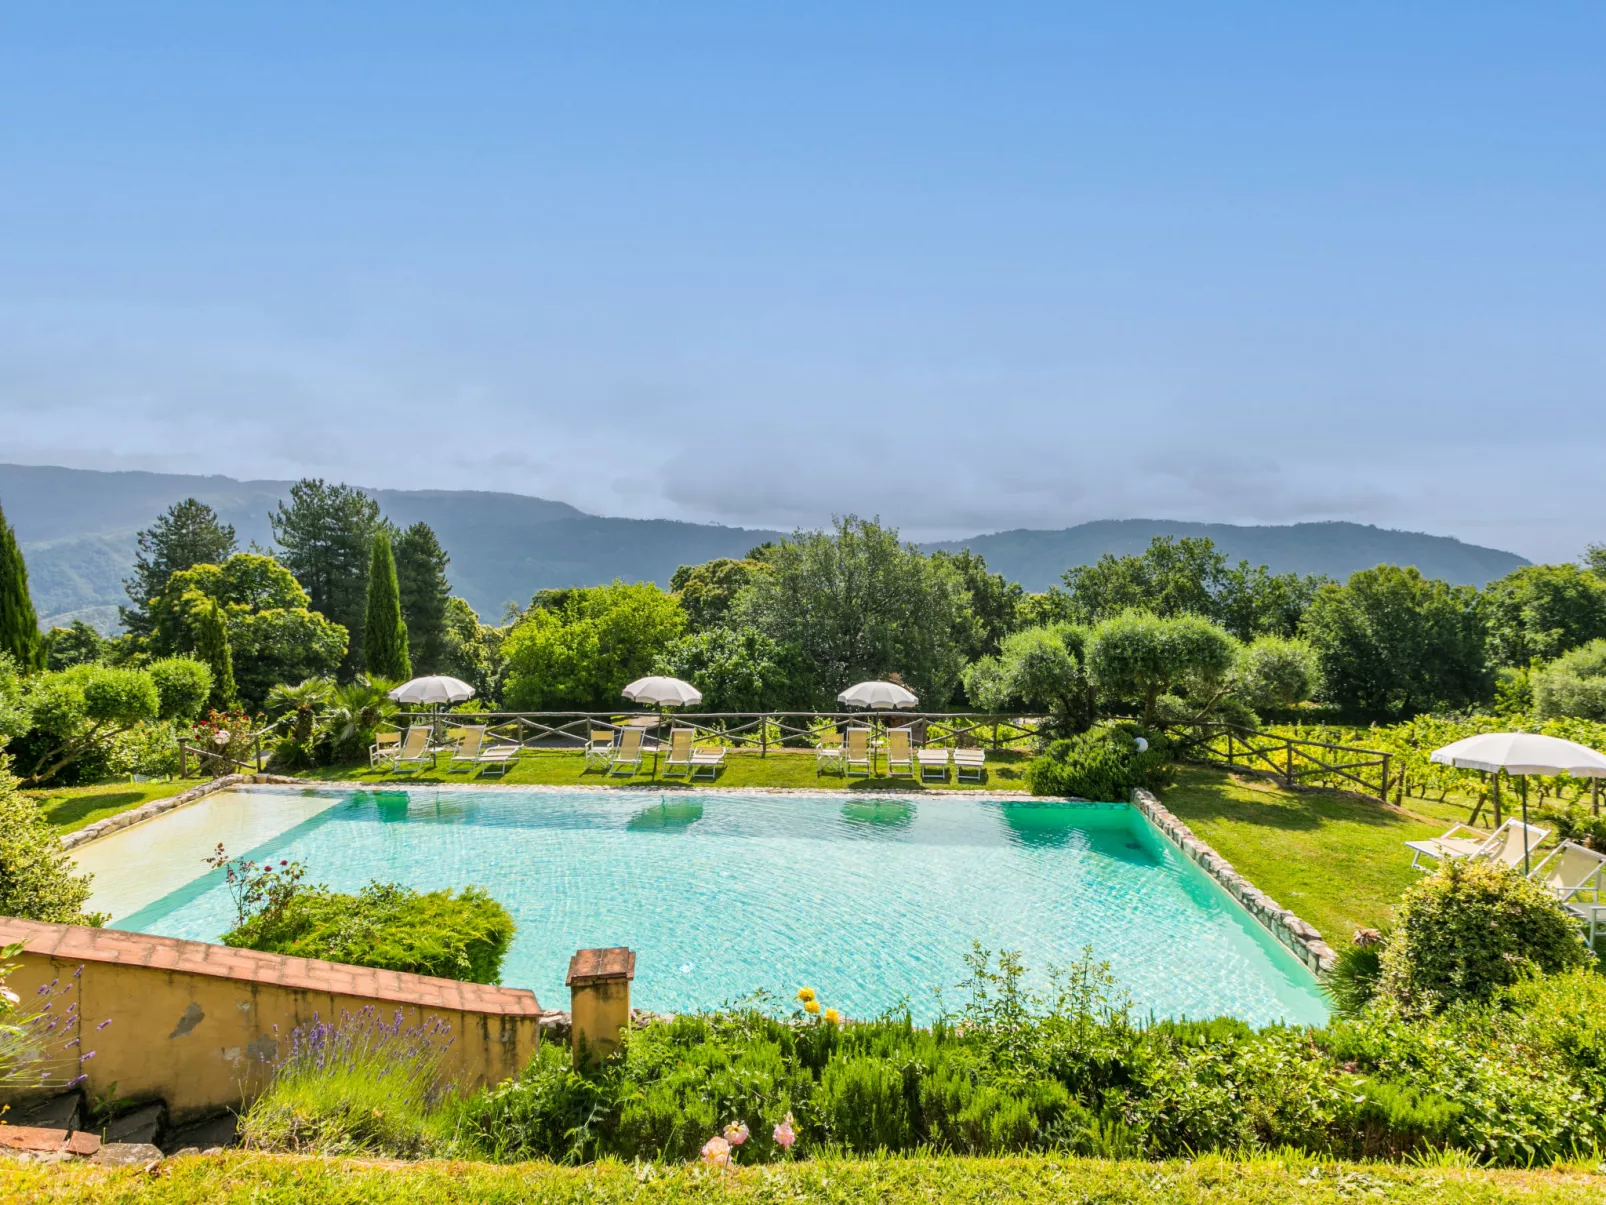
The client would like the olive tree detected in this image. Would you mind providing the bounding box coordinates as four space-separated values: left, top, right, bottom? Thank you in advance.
1234 635 1320 713
15 664 160 786
1085 611 1238 725
963 624 1095 735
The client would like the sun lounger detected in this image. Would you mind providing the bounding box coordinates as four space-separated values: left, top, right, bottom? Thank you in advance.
845 727 873 777
690 745 726 780
379 726 431 774
369 730 402 769
1476 820 1550 869
664 727 695 776
1529 840 1606 903
1406 819 1548 871
886 727 914 778
447 725 488 772
474 743 519 777
608 727 646 776
953 747 986 782
584 727 616 771
917 747 950 781
816 734 846 775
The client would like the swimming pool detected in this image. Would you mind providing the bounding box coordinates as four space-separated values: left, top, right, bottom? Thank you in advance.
77 786 1328 1026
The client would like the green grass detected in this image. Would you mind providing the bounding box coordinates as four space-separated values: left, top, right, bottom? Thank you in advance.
26 777 208 832
304 748 1031 792
4 1151 1603 1204
1158 765 1443 941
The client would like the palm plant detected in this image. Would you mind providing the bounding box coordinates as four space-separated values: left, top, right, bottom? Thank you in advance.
324 676 400 760
265 677 335 747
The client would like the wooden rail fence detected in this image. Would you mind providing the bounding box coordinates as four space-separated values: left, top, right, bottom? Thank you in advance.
1164 721 1393 804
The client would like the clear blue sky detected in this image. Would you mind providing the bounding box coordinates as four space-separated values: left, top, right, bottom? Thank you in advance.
2 2 1601 559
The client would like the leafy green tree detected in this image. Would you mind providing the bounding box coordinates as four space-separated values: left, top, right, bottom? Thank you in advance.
654 626 806 712
932 549 1023 659
45 620 108 670
0 755 104 923
13 664 161 786
439 597 503 702
119 498 237 639
1062 536 1322 640
1234 635 1320 713
1085 611 1239 725
395 523 451 675
732 516 978 709
363 532 412 681
150 553 348 707
0 502 42 670
1587 543 1606 579
963 624 1095 735
1532 639 1606 721
1482 563 1606 667
147 656 214 720
501 582 685 711
195 597 237 710
1300 565 1491 719
270 479 381 676
669 558 761 632
1015 588 1075 630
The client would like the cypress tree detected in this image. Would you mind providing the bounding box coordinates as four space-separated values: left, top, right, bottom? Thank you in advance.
0 501 43 669
363 533 412 681
395 522 451 675
195 598 237 710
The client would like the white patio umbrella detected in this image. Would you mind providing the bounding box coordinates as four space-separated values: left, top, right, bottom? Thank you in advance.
388 676 477 706
622 676 704 773
388 675 477 742
837 680 919 711
1430 732 1606 872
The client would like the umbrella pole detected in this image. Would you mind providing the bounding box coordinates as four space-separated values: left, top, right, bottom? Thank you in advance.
1594 778 1600 818
1520 775 1530 874
1492 771 1502 828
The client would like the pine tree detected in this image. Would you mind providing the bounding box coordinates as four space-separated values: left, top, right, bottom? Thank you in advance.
121 499 237 639
0 501 43 669
363 532 412 681
270 479 381 678
195 598 237 711
395 522 451 675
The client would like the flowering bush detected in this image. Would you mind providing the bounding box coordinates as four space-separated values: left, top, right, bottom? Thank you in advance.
192 708 259 775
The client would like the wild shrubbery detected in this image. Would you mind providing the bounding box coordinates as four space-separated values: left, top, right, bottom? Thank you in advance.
239 940 1606 1168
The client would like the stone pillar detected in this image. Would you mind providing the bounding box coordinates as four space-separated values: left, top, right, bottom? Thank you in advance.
566 947 635 1068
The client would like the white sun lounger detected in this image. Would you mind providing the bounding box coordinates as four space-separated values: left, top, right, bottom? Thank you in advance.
917 747 950 781
1406 819 1549 871
953 747 986 782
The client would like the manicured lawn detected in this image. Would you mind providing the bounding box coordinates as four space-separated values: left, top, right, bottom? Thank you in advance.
304 747 1032 792
3 1151 1602 1205
1158 765 1442 942
27 777 208 833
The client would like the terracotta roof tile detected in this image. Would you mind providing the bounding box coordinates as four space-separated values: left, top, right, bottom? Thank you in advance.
0 917 539 1015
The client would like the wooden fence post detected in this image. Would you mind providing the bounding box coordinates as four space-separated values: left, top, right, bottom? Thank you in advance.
1379 753 1390 805
1284 740 1294 788
761 715 768 758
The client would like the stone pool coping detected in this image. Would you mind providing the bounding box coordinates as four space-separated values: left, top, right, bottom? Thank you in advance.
1132 786 1336 975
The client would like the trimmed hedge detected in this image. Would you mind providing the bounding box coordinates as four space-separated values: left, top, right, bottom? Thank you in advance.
225 881 514 983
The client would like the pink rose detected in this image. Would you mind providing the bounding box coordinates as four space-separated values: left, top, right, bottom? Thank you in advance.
773 1113 797 1150
724 1121 749 1146
700 1135 731 1168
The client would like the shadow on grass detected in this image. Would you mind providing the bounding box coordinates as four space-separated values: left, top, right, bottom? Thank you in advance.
38 790 146 828
1162 766 1412 832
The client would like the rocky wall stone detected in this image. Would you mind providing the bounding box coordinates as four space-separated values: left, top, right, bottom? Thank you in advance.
1131 787 1336 975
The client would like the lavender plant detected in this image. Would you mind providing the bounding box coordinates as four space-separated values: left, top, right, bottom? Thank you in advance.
0 943 106 1101
239 1004 458 1157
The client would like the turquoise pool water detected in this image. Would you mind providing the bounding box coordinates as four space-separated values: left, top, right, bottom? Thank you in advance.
110 787 1328 1026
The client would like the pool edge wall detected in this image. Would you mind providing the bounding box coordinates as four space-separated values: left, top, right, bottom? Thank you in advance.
0 916 543 1123
1130 787 1338 977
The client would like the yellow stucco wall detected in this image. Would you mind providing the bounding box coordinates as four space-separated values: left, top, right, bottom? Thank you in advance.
2 922 541 1122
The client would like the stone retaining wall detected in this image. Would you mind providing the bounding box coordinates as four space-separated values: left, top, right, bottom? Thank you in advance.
59 774 312 851
1132 786 1336 975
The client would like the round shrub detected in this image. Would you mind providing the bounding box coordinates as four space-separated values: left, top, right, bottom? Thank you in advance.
147 656 214 721
1376 858 1588 1014
1025 721 1172 800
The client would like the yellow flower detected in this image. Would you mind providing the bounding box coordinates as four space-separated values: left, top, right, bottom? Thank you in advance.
804 1000 820 1015
823 1008 841 1025
795 987 816 1003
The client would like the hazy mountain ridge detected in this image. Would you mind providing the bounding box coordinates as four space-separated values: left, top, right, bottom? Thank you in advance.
1 464 1528 632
